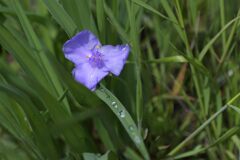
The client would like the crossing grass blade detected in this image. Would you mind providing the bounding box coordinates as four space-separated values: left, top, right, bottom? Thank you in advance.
0 63 95 154
10 0 71 113
174 126 240 159
129 0 172 22
0 84 59 159
199 16 240 61
24 75 95 153
168 92 240 156
0 92 42 159
0 25 48 88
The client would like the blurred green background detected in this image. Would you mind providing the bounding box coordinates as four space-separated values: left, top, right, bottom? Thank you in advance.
0 0 240 159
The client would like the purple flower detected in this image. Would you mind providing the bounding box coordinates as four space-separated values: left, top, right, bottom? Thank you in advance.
63 30 130 90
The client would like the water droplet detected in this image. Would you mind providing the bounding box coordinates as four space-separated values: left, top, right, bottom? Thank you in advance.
119 110 125 118
111 101 118 108
128 125 134 132
134 136 141 144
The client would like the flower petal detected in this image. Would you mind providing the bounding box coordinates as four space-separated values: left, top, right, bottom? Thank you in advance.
99 44 130 76
63 30 101 65
72 62 108 90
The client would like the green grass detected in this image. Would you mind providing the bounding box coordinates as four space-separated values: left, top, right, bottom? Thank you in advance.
0 0 240 159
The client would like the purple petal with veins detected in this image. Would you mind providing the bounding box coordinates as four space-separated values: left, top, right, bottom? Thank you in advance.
62 30 130 90
99 44 130 76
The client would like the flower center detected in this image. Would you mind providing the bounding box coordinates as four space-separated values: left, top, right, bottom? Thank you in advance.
88 50 104 68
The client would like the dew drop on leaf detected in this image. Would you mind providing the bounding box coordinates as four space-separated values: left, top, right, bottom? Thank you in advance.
111 101 118 108
128 125 134 132
119 110 125 118
134 136 141 144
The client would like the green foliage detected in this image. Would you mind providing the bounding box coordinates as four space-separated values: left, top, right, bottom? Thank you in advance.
0 0 240 159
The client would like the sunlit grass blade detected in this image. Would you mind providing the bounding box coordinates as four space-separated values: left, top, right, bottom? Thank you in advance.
95 84 150 160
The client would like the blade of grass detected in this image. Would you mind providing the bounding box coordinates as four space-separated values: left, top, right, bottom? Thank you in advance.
0 84 59 159
146 55 187 63
10 0 71 113
124 147 143 160
125 0 143 132
95 84 150 160
22 75 94 153
60 0 97 33
170 44 209 75
218 10 240 67
11 0 70 113
219 0 226 53
96 0 106 43
146 40 160 77
48 53 101 106
168 92 240 156
229 105 240 114
41 0 77 37
174 126 240 159
129 0 173 23
0 93 41 159
0 25 47 88
0 65 96 154
94 118 116 152
104 3 128 42
160 0 185 42
199 16 240 61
